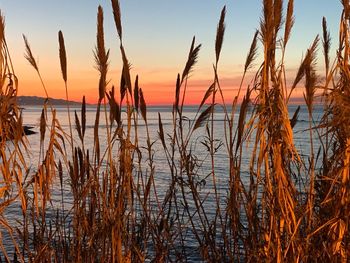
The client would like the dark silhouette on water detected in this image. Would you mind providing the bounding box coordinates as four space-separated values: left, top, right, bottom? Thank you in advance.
0 126 36 142
23 125 36 136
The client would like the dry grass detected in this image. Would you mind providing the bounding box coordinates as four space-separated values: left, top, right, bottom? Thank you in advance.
0 0 349 262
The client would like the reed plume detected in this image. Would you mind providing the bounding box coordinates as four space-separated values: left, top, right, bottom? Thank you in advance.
0 11 4 43
290 35 319 100
322 17 331 76
23 35 38 72
273 0 283 33
94 5 109 102
58 30 74 154
244 30 259 72
199 83 215 109
215 6 226 64
111 0 122 41
58 31 67 82
139 87 147 122
303 35 319 112
134 75 139 112
174 73 180 110
284 0 294 47
106 86 121 126
181 37 201 83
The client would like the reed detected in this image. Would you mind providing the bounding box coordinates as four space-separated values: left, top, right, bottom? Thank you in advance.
0 0 349 262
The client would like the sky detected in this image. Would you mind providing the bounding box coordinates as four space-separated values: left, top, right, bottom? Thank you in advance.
0 1 343 104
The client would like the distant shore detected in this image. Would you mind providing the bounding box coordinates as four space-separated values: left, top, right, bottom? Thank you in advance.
16 95 321 107
17 95 85 106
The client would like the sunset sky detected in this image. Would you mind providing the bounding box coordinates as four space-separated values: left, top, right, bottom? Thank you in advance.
0 1 342 104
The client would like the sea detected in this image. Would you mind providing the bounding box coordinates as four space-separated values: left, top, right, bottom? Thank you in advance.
2 104 324 260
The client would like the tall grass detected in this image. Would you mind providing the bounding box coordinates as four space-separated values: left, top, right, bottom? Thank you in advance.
0 0 349 262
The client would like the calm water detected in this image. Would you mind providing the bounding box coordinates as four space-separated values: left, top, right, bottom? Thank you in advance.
3 104 323 259
20 104 322 192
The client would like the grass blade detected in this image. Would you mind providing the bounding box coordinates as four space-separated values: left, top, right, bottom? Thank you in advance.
193 104 215 131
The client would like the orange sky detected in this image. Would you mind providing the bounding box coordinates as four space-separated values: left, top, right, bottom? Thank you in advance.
17 59 255 105
16 60 313 105
2 1 341 105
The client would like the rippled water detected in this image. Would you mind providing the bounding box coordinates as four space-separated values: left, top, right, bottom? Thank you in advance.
3 104 323 259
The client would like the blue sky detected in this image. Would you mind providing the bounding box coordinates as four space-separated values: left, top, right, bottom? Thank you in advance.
0 0 343 103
